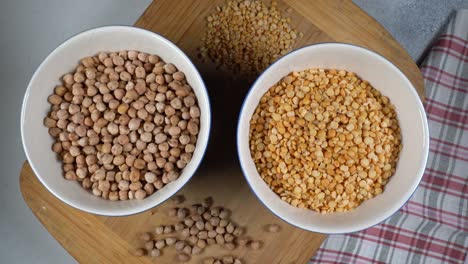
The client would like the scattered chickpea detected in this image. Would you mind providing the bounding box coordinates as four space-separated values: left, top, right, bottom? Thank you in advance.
163 225 174 234
175 240 186 251
150 248 161 257
155 239 166 250
134 248 146 257
203 257 216 264
222 255 234 264
226 223 235 234
210 216 220 227
184 218 195 227
234 258 243 264
189 226 200 236
175 222 185 231
183 245 192 255
155 226 164 235
216 226 226 234
165 237 177 246
249 240 263 250
187 210 200 220
176 253 190 263
197 238 207 248
223 242 236 251
219 209 229 219
224 233 234 243
144 241 154 251
135 197 251 261
206 238 216 245
235 237 249 247
140 232 152 241
216 234 225 245
177 208 189 219
265 224 281 233
191 245 202 255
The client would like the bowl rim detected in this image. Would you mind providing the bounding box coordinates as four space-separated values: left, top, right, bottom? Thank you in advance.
21 25 212 216
236 42 429 234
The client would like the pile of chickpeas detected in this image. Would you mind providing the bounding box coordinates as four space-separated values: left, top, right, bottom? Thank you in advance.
43 50 200 200
249 69 402 213
134 195 279 263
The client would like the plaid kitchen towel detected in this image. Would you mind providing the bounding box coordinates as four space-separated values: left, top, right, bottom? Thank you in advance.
310 10 468 264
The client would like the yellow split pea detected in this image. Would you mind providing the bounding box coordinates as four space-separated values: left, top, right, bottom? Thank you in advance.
249 69 402 213
200 0 301 77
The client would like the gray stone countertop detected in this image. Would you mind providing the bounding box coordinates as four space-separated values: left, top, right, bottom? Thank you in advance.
354 0 468 62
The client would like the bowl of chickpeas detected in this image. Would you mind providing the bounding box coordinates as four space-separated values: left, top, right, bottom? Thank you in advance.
21 26 211 216
237 43 429 233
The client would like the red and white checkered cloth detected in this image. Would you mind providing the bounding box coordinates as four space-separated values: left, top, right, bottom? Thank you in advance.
310 10 468 264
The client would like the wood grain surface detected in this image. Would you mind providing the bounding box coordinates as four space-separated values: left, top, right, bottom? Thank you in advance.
20 1 424 263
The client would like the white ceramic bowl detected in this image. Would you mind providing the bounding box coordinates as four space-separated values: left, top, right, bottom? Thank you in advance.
237 43 429 233
21 26 211 216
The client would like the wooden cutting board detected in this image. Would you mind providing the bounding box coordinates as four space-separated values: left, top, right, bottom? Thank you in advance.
20 1 424 263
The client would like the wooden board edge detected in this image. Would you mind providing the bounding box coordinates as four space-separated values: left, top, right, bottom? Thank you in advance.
287 0 425 100
19 162 151 264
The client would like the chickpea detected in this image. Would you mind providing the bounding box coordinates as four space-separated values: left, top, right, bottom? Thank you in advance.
137 52 148 62
82 178 92 189
44 117 57 128
176 135 189 146
107 122 119 135
183 96 196 107
172 71 185 81
169 97 183 109
134 159 146 170
54 85 67 96
64 92 74 102
265 224 281 233
135 81 146 95
189 106 201 118
135 189 147 200
119 190 128 200
111 55 124 66
64 170 77 180
155 75 166 85
249 240 262 250
166 171 179 182
150 248 161 257
128 118 141 131
48 94 63 105
168 126 181 136
135 66 146 79
153 64 164 75
187 120 199 135
136 108 147 120
162 63 176 74
76 167 88 179
144 182 155 195
84 154 96 166
181 111 191 120
108 80 120 91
